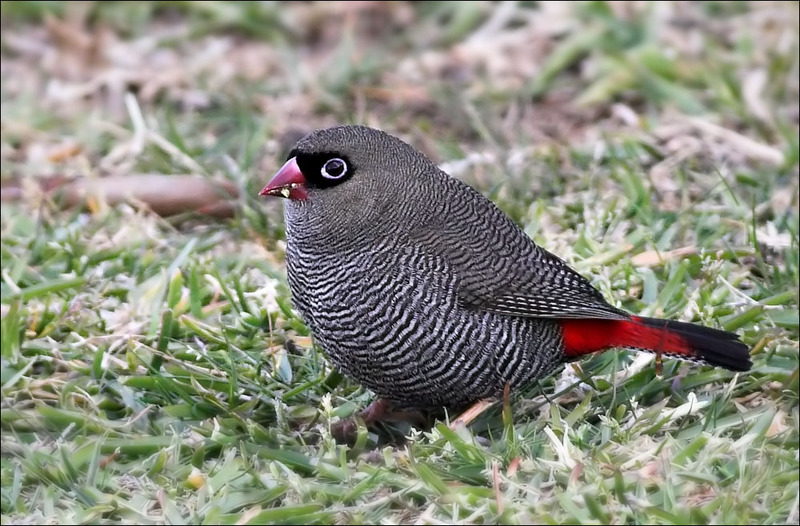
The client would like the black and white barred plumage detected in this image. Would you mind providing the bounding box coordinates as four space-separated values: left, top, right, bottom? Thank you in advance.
261 125 751 410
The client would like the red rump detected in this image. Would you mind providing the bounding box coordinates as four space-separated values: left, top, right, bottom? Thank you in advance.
560 316 691 358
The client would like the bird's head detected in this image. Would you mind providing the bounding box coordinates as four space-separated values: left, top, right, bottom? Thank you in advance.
262 125 436 201
259 126 443 243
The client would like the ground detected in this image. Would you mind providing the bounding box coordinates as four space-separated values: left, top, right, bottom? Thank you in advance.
1 2 798 524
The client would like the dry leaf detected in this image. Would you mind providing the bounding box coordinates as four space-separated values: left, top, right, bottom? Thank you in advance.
765 410 787 438
631 246 698 267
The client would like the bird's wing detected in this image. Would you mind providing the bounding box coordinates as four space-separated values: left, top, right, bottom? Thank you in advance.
458 247 630 320
407 178 629 321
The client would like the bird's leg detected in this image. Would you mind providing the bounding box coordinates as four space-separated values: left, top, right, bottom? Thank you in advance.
449 398 497 429
360 398 431 429
358 397 393 425
330 398 429 444
329 399 389 445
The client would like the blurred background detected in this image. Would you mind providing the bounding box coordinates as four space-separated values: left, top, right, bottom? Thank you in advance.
1 2 798 524
2 1 797 218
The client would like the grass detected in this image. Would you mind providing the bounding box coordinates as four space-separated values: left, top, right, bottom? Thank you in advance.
1 2 798 524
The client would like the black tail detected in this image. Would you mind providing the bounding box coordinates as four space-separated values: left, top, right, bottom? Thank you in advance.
637 316 752 372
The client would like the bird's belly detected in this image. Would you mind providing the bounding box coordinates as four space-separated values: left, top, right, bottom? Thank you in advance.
286 247 562 409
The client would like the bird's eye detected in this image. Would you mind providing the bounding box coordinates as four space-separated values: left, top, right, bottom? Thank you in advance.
321 158 347 180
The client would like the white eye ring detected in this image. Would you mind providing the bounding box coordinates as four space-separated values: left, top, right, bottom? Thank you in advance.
321 158 348 179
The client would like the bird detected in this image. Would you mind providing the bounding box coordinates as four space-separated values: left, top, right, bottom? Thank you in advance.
259 125 751 423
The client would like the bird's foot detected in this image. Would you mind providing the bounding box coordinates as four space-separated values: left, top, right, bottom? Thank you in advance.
330 398 430 444
362 398 430 428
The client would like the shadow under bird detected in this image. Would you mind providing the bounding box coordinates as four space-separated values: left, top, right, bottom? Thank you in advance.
259 125 751 425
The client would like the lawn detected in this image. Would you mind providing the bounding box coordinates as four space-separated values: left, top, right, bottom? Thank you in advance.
1 2 798 524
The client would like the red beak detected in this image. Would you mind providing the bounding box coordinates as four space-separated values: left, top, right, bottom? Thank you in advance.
259 157 309 200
